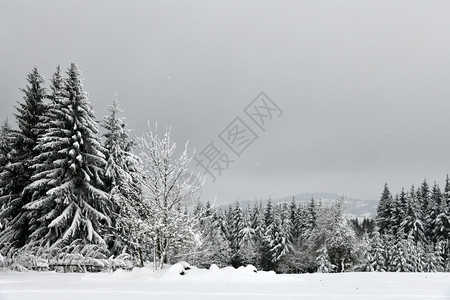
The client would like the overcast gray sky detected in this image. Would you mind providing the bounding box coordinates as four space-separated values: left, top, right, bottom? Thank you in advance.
1 0 450 204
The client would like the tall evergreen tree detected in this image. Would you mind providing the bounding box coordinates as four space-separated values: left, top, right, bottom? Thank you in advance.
24 65 65 244
374 178 450 272
0 67 47 251
400 188 426 244
264 203 282 270
306 198 317 232
260 199 274 270
316 244 335 273
273 202 294 271
427 182 442 243
435 176 450 267
250 200 265 239
192 205 231 268
0 119 13 231
238 205 258 266
417 180 430 223
444 175 450 208
390 235 419 272
321 198 359 272
296 203 308 237
102 94 144 258
0 119 12 168
24 63 110 247
280 201 293 246
247 200 265 269
376 183 393 235
229 200 245 266
289 197 301 239
214 207 231 245
390 189 407 236
368 228 387 271
104 96 150 262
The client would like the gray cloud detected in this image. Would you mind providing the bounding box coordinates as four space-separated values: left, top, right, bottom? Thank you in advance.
1 0 450 203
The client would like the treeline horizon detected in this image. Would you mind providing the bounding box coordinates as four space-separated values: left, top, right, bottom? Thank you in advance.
0 64 448 273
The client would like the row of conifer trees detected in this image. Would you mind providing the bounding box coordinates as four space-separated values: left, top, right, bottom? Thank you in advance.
0 64 146 267
188 183 449 273
373 180 450 271
1 65 449 272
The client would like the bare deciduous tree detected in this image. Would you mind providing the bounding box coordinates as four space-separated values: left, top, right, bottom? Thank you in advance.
138 124 204 269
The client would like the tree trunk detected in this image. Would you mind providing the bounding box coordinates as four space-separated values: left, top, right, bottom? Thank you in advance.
138 247 144 267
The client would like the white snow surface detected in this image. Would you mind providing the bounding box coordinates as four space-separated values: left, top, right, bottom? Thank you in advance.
0 263 449 300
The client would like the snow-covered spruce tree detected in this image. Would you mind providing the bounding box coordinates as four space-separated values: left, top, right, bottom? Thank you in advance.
165 204 196 264
250 200 265 240
417 180 430 223
0 119 12 170
434 209 450 269
22 65 69 246
389 238 409 272
0 119 13 184
305 197 317 233
309 197 359 272
389 192 402 236
238 205 258 266
427 182 442 240
421 242 444 272
289 197 301 239
0 67 47 251
391 234 423 272
274 202 295 272
429 182 448 246
445 175 450 209
316 244 336 273
21 65 64 246
376 183 393 235
284 199 317 274
440 176 450 269
102 95 147 264
381 234 395 271
299 203 311 233
263 203 294 272
367 228 387 271
103 95 140 193
399 189 426 245
24 63 110 248
0 119 13 232
326 203 359 272
190 203 231 268
434 239 448 272
215 207 232 245
395 189 408 235
229 200 245 266
138 125 203 269
356 231 374 272
260 199 275 270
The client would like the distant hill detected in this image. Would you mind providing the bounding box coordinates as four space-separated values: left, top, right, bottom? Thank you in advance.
222 193 379 219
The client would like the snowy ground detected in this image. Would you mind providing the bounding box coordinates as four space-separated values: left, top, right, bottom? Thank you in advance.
0 263 449 300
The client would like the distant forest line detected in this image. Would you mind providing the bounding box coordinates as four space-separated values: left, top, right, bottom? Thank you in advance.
0 65 448 273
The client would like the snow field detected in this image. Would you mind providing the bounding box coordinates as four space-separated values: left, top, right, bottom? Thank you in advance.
1 263 449 300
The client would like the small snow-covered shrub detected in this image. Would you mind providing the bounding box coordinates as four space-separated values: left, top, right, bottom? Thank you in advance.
166 261 192 276
0 253 7 269
2 240 134 272
3 244 46 271
47 240 134 272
